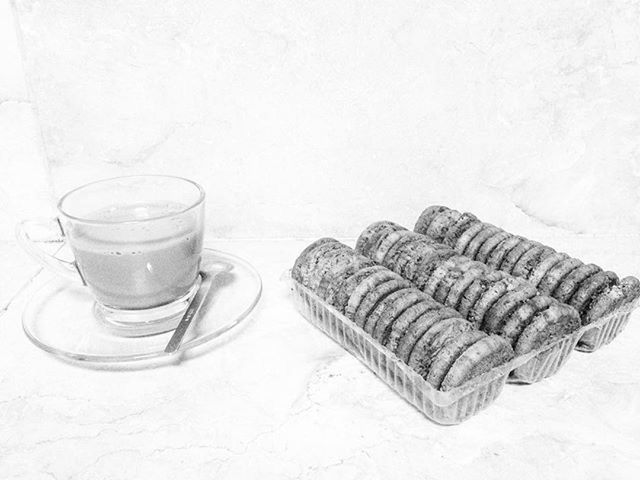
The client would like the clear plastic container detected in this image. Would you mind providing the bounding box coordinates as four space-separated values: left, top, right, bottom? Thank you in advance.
576 299 638 352
290 278 585 424
509 332 580 383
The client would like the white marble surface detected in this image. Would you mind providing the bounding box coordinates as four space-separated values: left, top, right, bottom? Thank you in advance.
7 0 640 239
1 237 640 480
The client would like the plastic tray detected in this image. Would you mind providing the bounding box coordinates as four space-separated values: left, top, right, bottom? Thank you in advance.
291 278 584 424
576 299 638 352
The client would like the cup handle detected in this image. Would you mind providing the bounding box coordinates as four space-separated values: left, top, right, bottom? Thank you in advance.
16 218 85 284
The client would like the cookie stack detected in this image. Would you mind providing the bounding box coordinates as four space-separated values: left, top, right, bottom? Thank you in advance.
414 206 640 325
292 238 514 391
355 222 581 355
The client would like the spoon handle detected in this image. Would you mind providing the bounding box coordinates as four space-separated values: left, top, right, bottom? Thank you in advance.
164 272 214 354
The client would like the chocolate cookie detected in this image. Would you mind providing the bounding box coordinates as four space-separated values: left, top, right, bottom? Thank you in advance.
553 263 602 303
515 304 580 355
499 295 554 347
485 235 522 270
583 283 626 324
313 248 365 296
320 256 376 303
620 276 640 304
453 222 485 255
476 230 510 263
526 252 569 288
345 269 401 319
292 237 339 284
425 210 462 243
302 242 351 291
414 206 452 235
423 256 466 298
425 330 487 389
482 283 538 334
499 239 538 275
470 276 523 329
373 229 416 264
382 233 423 273
412 250 457 292
440 335 514 391
444 262 488 310
384 300 441 352
398 243 443 286
353 278 412 328
394 307 460 362
511 244 553 280
367 289 424 339
408 318 472 378
464 224 501 259
332 266 387 313
568 271 618 321
537 257 583 296
395 239 443 282
442 212 479 248
433 257 477 304
457 271 505 319
355 221 404 258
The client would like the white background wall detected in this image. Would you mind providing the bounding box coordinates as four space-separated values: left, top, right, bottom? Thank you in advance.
1 0 52 241
3 0 640 241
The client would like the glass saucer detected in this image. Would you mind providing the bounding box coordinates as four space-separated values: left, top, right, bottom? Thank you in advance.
22 248 262 365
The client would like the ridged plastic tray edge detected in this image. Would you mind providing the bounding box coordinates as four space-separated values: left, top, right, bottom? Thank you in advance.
290 277 582 424
576 299 638 352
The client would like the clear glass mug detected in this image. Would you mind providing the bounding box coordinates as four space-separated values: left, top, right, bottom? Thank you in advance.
17 175 205 336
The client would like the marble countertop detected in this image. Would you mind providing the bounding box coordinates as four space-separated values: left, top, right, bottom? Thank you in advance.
1 237 640 480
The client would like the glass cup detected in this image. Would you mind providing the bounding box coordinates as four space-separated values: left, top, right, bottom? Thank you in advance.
17 175 205 336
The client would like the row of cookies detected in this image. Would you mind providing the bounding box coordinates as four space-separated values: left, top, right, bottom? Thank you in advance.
355 222 581 355
292 238 514 391
414 206 640 325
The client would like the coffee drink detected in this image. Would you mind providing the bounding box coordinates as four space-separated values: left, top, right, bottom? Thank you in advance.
68 202 203 310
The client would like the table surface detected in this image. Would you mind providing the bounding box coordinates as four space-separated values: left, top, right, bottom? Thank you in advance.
1 237 640 480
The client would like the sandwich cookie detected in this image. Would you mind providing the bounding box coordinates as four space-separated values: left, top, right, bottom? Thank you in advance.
292 237 339 284
408 318 473 378
365 289 424 338
464 225 501 260
425 210 462 243
536 257 583 296
485 236 522 270
353 278 412 329
425 330 488 389
568 271 618 322
514 304 580 355
482 284 538 334
345 269 401 319
552 263 602 303
526 252 569 289
384 300 441 352
318 255 375 302
414 206 452 235
453 222 486 256
394 307 460 362
442 212 479 248
355 221 405 258
499 295 554 347
332 266 387 313
511 245 555 280
476 230 511 264
440 335 514 391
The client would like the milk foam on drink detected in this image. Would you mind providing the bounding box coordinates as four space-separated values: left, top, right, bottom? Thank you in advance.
68 202 203 310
